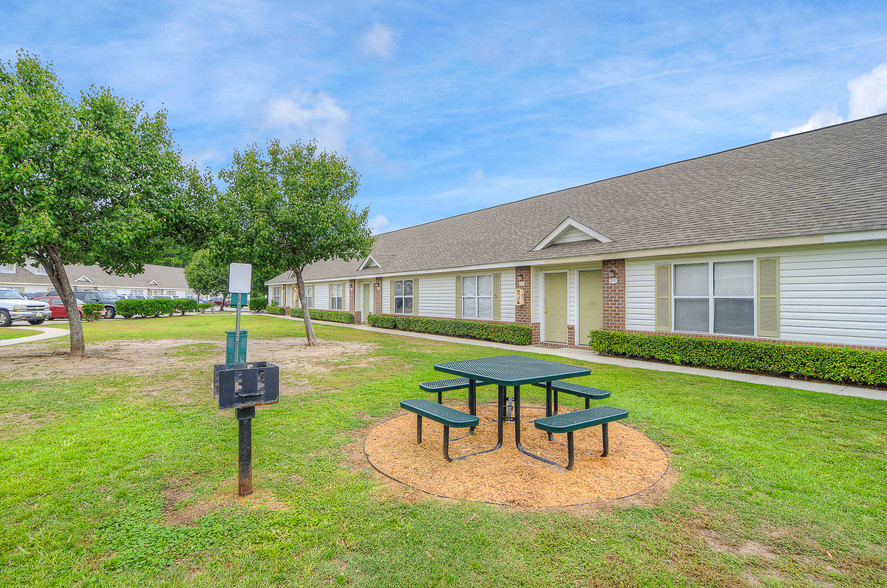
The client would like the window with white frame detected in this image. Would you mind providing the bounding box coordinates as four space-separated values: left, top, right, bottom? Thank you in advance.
462 275 493 319
0 263 15 274
330 283 343 310
272 286 282 304
305 285 313 308
673 261 754 336
393 279 413 314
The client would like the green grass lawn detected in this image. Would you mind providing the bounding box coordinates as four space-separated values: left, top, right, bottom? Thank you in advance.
0 328 41 339
1 314 885 587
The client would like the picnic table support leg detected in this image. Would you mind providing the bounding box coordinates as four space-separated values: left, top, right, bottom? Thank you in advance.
469 379 477 433
545 382 554 441
416 414 423 444
443 425 451 461
567 431 575 470
601 423 609 457
515 385 561 466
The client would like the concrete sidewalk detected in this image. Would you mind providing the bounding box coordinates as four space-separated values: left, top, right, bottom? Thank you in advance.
0 325 70 347
266 313 887 401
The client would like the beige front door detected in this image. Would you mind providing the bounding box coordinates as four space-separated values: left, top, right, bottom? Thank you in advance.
578 270 603 345
362 283 371 321
544 272 568 343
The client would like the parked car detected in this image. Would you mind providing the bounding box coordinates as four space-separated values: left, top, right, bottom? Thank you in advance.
48 290 119 318
0 289 51 327
32 296 108 320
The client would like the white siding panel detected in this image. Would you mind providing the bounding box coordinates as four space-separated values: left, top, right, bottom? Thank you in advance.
567 270 577 325
499 269 516 322
779 243 887 346
625 260 656 331
418 275 456 318
314 283 330 310
381 281 390 314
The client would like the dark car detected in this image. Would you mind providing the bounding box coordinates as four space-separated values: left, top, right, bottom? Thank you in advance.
48 290 119 318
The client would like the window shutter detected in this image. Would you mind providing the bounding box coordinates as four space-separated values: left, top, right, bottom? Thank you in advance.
389 280 395 314
757 257 780 338
411 278 418 316
655 264 672 332
455 276 462 319
329 285 333 310
493 273 501 321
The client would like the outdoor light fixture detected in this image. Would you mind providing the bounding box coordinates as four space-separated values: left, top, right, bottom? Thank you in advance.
608 268 618 285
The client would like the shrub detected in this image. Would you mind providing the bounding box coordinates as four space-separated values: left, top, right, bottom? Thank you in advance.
82 303 104 321
589 330 887 387
267 304 287 315
198 302 214 313
173 299 199 315
115 298 141 319
249 296 268 312
288 307 356 324
367 314 532 345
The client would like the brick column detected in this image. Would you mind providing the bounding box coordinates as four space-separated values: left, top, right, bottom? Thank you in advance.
602 259 626 331
514 266 541 344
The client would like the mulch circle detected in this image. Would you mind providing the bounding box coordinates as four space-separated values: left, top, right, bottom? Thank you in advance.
364 403 670 507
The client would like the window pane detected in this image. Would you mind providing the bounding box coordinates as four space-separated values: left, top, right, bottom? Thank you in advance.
403 280 413 296
477 275 492 296
714 299 754 335
463 276 476 297
478 297 493 319
394 298 403 313
403 297 413 314
674 264 709 296
394 281 403 296
463 298 476 318
674 299 709 332
714 261 754 296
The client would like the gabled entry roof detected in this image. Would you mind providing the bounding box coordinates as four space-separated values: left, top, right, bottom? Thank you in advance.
532 218 612 251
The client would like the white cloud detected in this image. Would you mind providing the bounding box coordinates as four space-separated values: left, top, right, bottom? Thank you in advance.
468 168 485 188
848 62 887 119
359 23 394 60
772 62 887 138
771 109 844 139
368 214 390 234
264 89 350 154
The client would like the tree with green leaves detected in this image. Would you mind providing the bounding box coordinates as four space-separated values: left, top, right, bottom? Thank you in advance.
216 139 373 345
0 51 216 356
184 249 230 306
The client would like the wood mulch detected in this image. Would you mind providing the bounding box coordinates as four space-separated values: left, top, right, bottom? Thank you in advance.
364 403 670 508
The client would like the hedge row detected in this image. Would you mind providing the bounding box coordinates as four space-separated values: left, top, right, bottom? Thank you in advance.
266 304 287 315
249 296 268 312
289 308 356 324
368 314 532 345
82 303 104 321
116 298 202 318
589 330 887 387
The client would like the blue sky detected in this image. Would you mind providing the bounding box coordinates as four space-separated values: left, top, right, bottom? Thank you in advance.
3 1 887 234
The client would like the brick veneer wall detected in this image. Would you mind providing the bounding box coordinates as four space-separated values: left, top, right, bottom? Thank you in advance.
602 259 626 331
514 266 541 344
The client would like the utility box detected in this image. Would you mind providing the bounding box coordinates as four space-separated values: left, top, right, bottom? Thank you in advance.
225 330 248 363
231 293 248 306
214 361 280 409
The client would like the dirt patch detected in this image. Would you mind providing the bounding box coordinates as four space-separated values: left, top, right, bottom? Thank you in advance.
0 338 377 381
363 403 671 508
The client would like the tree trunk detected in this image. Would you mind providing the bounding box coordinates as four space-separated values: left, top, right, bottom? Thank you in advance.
41 246 86 357
293 267 317 346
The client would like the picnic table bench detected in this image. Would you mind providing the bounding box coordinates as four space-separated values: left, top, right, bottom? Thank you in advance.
531 380 611 410
400 398 479 462
533 406 628 470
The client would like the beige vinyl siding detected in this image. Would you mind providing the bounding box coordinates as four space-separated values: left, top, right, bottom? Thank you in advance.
654 264 672 332
757 258 779 337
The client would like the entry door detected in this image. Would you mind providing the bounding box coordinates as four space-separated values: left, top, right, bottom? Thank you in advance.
362 283 371 321
544 273 568 343
578 270 603 345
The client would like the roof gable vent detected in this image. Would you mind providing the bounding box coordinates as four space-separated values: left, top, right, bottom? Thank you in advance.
532 217 612 251
358 255 381 271
75 275 93 283
148 279 160 286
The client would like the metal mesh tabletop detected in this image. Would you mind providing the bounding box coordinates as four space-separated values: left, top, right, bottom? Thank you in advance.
434 355 590 386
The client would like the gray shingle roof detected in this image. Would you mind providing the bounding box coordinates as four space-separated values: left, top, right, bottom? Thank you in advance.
268 113 887 284
1 263 188 290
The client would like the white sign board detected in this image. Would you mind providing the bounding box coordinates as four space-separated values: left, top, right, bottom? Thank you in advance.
228 263 253 294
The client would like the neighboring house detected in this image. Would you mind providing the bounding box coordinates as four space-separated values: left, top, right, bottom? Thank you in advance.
0 263 194 298
266 114 887 351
